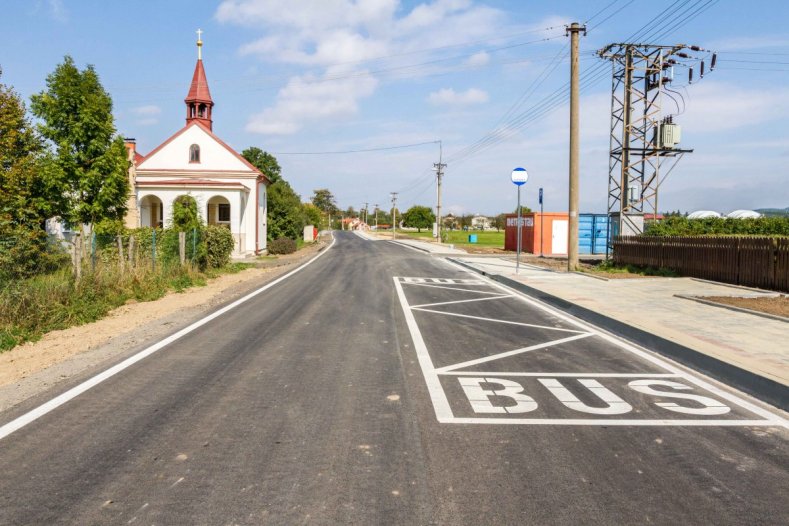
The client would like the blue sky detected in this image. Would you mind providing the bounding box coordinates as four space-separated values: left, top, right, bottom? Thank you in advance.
2 0 788 215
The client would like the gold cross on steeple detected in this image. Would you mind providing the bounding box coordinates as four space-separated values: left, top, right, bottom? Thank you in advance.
196 28 203 60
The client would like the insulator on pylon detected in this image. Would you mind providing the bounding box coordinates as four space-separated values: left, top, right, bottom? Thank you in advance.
690 45 702 51
689 67 693 84
700 60 705 78
710 53 717 70
662 77 672 84
677 52 690 58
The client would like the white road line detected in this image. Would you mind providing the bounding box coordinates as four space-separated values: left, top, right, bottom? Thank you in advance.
439 260 789 427
439 418 783 426
409 308 588 334
409 294 513 309
0 234 338 442
388 240 427 254
438 372 681 378
436 333 595 373
393 277 454 421
401 282 509 295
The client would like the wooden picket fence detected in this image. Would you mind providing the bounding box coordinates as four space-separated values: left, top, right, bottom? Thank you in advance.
613 236 789 292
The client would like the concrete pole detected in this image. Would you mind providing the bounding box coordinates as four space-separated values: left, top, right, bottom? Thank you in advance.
516 185 522 274
567 22 585 271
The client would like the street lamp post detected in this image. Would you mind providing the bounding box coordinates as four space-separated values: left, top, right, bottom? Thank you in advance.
511 167 529 274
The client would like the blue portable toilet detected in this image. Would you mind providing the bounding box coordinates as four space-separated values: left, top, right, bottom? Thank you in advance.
468 234 478 243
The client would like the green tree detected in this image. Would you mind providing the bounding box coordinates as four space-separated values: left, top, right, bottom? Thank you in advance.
312 188 338 230
514 205 532 215
267 180 304 240
0 69 64 228
241 147 281 183
30 56 129 232
301 203 322 228
402 205 435 232
170 195 203 231
493 213 506 232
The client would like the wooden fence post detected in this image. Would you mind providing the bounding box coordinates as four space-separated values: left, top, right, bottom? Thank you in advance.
128 235 135 268
117 234 125 274
179 231 186 265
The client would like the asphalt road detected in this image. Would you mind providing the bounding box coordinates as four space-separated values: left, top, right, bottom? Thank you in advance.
0 231 787 525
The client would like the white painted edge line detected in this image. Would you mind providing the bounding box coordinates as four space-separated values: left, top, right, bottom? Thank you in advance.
409 294 513 309
0 233 338 442
436 333 595 373
439 259 789 427
393 277 453 421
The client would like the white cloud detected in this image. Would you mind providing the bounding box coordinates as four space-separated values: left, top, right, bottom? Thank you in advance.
217 0 513 133
428 87 488 106
131 105 161 116
246 73 378 135
466 51 490 67
679 82 789 133
131 105 161 126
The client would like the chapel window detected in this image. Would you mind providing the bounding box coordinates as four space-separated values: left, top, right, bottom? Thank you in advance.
189 144 200 163
198 104 206 118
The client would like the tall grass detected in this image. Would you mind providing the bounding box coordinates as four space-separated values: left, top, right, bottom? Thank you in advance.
0 260 220 352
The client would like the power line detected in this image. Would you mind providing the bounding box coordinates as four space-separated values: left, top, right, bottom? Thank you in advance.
272 140 440 155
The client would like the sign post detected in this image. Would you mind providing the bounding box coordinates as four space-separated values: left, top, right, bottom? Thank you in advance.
539 187 544 257
511 167 529 273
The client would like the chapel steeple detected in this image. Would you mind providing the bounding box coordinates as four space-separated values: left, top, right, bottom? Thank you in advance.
185 29 214 130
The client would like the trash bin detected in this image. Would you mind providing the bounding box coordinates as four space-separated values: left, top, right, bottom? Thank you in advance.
468 234 478 243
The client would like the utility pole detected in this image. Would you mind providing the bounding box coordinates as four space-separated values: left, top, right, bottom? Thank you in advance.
390 192 398 240
362 202 368 225
566 22 585 271
433 141 446 244
374 204 379 229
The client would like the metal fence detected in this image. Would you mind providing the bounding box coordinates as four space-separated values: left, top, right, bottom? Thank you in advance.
613 236 789 292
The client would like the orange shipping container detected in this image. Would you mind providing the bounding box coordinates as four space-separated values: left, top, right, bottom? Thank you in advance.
504 212 569 256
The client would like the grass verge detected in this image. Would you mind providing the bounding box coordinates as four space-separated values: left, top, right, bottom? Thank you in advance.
0 261 254 352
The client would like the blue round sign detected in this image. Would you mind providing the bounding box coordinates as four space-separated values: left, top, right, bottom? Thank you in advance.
511 167 528 186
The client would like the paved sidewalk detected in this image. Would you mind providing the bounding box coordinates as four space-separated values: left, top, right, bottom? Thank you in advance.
452 256 788 392
356 230 468 255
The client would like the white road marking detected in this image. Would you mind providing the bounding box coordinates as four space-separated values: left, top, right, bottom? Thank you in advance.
0 234 338 442
409 308 588 334
409 294 513 309
436 333 594 373
396 270 789 427
439 372 681 378
392 277 453 421
400 282 509 295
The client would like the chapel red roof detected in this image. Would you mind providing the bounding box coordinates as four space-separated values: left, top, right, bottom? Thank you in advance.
185 59 212 103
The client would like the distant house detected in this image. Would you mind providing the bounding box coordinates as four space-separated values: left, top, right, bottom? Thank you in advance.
122 35 271 256
471 214 492 230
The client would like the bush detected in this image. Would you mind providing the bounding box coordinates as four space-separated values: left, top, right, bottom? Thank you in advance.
269 237 297 255
0 224 69 283
205 225 234 268
644 216 789 236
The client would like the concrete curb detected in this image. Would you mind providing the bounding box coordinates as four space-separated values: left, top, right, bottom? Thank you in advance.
449 258 789 412
675 294 789 324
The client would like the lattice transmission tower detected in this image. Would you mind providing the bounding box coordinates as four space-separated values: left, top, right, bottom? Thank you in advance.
598 43 715 241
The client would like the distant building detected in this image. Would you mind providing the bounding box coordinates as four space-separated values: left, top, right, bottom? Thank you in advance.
122 34 271 256
726 210 761 219
471 215 492 230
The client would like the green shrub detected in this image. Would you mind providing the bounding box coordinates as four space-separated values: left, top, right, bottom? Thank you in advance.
0 224 69 283
644 216 789 236
205 225 234 268
269 237 297 255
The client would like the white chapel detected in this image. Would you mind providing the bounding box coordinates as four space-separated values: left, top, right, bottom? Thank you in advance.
123 33 270 255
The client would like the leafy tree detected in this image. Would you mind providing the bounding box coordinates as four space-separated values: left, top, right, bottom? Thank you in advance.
267 180 304 241
30 56 129 232
312 188 338 214
459 214 474 229
402 205 435 232
0 69 64 228
514 205 532 215
301 203 322 228
493 213 506 232
241 147 281 183
312 188 338 230
170 195 203 231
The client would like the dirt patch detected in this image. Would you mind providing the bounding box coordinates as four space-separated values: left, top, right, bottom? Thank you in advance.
0 240 327 396
700 295 789 318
